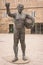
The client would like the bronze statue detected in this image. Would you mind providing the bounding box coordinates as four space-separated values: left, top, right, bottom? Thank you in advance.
5 3 35 62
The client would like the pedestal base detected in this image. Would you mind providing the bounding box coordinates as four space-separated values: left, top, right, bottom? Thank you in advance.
3 56 30 64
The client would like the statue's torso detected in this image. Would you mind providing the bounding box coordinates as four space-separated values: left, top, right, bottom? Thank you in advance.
14 12 26 30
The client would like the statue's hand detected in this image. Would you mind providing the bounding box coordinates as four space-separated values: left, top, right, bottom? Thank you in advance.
5 3 10 8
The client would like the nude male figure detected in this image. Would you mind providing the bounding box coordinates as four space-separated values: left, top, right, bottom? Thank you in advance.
5 3 35 62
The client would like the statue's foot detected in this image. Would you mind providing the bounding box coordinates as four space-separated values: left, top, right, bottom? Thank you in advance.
12 57 18 62
23 56 27 61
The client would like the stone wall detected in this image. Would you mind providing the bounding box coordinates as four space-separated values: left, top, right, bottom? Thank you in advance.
0 0 43 33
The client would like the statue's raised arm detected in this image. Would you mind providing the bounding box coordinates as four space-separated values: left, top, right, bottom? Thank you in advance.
5 3 15 18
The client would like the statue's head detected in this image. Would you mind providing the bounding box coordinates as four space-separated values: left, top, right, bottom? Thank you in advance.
17 4 24 13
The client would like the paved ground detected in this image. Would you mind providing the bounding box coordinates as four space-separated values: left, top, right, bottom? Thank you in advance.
0 34 43 65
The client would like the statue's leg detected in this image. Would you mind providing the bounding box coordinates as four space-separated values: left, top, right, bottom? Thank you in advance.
13 31 19 62
20 31 27 60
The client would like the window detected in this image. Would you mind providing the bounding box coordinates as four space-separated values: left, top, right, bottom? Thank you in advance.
31 23 43 34
31 11 36 17
3 0 6 4
2 11 8 18
41 23 43 34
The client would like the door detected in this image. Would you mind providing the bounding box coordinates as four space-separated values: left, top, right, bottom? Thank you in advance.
9 24 13 33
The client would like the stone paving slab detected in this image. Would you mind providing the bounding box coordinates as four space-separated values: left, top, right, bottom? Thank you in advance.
0 34 43 65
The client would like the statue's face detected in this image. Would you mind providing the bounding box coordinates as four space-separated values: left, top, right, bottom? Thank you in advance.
18 7 23 13
17 4 24 13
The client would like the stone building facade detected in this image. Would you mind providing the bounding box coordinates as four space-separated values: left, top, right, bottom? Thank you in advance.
0 0 43 33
